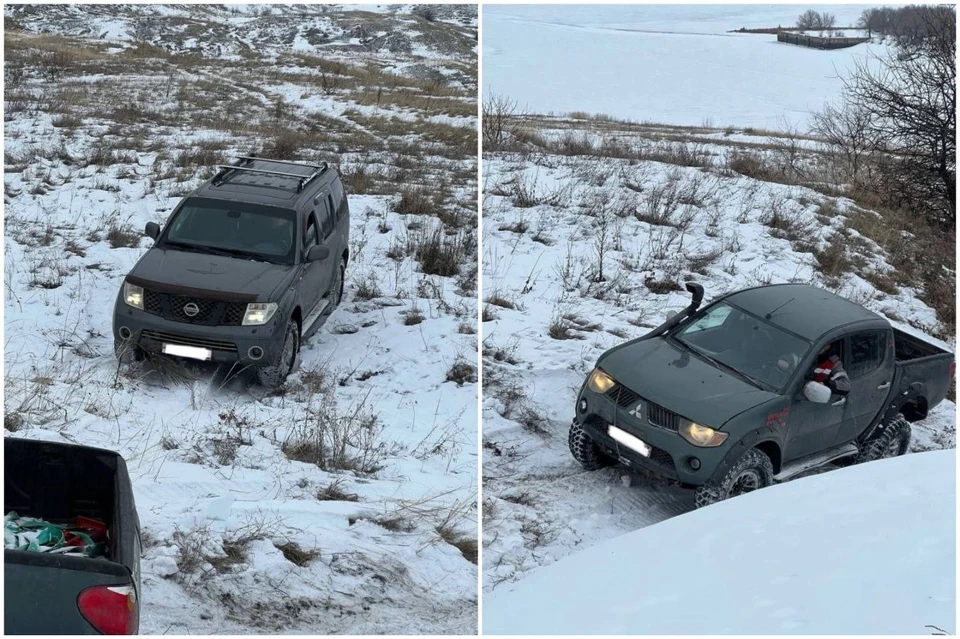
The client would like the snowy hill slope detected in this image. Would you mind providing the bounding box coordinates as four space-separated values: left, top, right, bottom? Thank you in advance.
6 4 477 88
481 115 955 595
4 6 477 634
486 449 956 635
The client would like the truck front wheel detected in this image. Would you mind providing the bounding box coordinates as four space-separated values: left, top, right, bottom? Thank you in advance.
694 448 774 509
568 421 614 471
858 414 911 463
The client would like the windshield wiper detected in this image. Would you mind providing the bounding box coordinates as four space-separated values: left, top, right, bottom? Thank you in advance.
674 336 766 389
208 246 274 263
163 241 271 263
162 240 227 256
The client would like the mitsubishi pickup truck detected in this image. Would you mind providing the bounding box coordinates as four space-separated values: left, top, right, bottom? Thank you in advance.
569 283 955 508
4 438 141 634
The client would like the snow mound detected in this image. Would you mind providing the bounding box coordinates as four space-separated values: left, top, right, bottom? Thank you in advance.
485 450 956 635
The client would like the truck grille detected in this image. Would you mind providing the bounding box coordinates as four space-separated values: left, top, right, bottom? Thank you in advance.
606 384 681 432
141 330 237 352
649 445 674 468
139 287 247 327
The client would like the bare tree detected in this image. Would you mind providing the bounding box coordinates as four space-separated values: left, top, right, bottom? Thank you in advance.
812 101 875 188
482 93 520 152
842 6 956 227
797 10 836 31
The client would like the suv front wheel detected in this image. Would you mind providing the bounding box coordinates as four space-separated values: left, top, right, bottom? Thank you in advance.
694 448 774 509
257 319 299 388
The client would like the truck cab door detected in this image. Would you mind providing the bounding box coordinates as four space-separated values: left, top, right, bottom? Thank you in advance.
835 329 894 444
783 337 848 460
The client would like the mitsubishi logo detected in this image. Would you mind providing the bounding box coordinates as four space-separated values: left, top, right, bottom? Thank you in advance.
628 402 642 419
183 302 200 317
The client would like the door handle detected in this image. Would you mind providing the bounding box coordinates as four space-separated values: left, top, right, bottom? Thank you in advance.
831 397 846 407
877 382 891 390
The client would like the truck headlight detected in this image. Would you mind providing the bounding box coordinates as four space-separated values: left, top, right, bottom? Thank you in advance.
123 282 144 310
679 421 728 447
587 368 615 394
242 302 278 326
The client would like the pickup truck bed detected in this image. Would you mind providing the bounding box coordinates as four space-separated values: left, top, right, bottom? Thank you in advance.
891 328 954 420
4 439 141 635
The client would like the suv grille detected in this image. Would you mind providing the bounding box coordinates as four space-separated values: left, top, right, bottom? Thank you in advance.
139 288 247 327
141 330 237 352
605 384 681 432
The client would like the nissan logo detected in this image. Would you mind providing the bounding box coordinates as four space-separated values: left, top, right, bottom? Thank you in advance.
183 302 200 317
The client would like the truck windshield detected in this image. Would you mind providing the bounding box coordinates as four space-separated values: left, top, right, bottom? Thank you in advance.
673 302 812 391
161 198 296 264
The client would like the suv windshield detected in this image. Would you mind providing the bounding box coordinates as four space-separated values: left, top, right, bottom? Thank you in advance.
672 302 812 391
160 197 296 264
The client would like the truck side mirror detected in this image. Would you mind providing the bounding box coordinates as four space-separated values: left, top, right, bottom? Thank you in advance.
803 381 831 404
306 245 330 262
144 222 160 241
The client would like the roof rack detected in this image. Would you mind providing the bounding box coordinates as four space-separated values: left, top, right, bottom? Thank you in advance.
213 157 328 193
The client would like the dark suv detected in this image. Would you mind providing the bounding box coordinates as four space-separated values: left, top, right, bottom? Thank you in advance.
113 157 350 387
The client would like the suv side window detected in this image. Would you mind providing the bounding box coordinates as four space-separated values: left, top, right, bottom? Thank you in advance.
315 197 334 240
848 330 887 378
330 179 345 222
303 211 319 250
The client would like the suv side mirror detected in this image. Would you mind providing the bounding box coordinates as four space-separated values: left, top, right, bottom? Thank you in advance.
306 245 330 262
803 381 831 404
666 310 679 321
144 222 160 241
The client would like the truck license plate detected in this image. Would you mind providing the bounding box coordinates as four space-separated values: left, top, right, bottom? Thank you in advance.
608 425 652 458
162 343 212 361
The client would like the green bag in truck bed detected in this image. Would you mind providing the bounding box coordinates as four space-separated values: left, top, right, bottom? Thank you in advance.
4 511 106 557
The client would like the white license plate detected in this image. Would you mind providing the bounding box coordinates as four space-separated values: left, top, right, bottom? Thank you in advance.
608 425 651 458
162 343 212 361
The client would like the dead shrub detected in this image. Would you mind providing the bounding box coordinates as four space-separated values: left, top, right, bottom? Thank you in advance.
445 357 477 386
106 223 140 249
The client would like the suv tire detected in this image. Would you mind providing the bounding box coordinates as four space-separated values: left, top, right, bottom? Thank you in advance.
858 414 911 463
332 259 346 308
569 421 614 471
694 448 774 509
257 319 299 389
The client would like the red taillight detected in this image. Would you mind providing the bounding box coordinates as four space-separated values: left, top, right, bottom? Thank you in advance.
950 361 956 382
77 585 138 635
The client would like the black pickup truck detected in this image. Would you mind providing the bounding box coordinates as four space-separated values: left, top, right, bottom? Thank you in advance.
570 283 954 508
4 439 141 634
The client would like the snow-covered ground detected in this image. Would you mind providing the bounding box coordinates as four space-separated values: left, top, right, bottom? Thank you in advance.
485 449 956 634
5 5 477 634
484 5 883 129
481 116 955 599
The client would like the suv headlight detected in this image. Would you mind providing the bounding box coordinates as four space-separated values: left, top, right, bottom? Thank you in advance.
123 282 144 310
679 421 728 447
587 368 615 394
242 302 278 326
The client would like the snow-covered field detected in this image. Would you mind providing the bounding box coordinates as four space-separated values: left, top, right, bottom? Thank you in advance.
486 449 956 634
484 5 883 129
4 5 478 634
481 115 955 601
